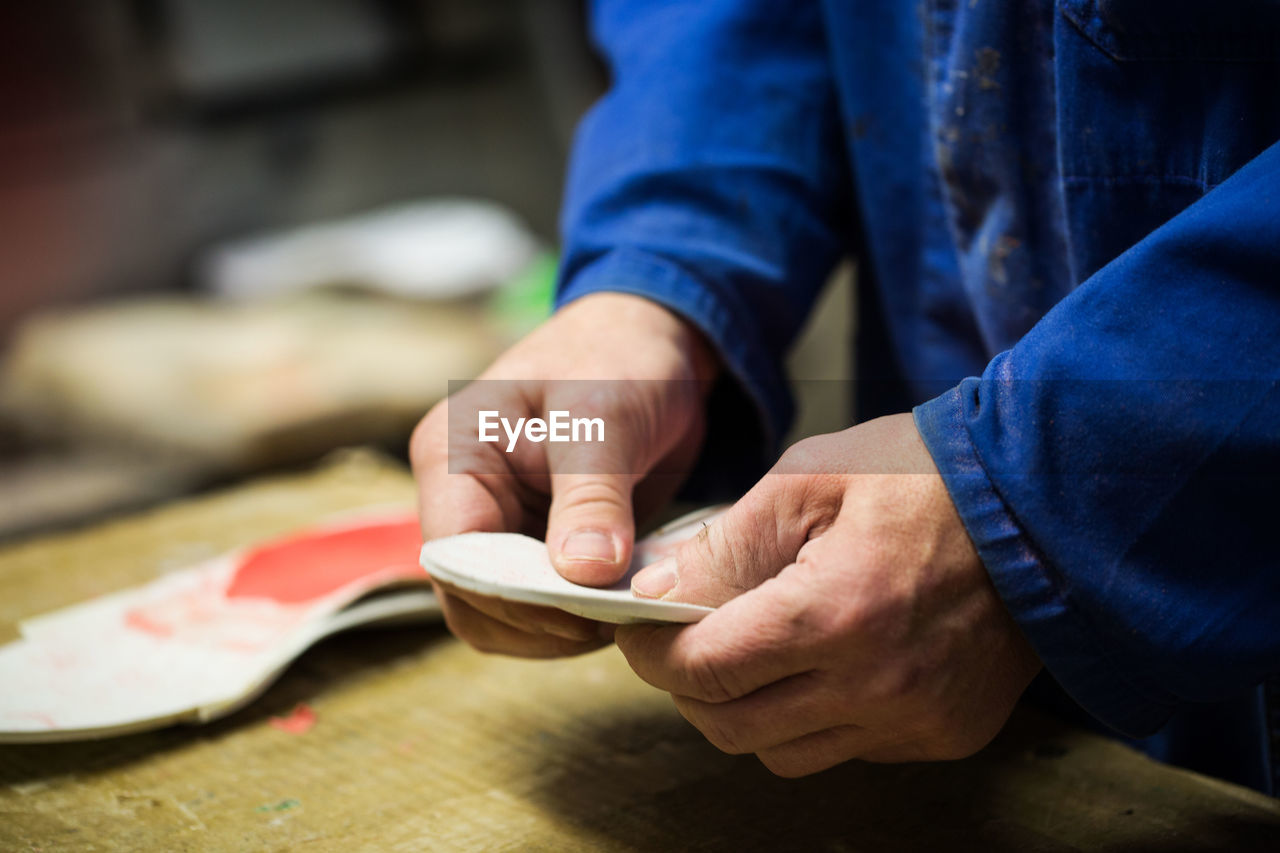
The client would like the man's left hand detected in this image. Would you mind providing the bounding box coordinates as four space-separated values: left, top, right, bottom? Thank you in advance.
614 413 1041 777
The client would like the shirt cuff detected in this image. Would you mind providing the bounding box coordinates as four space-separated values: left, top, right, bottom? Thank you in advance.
913 382 1179 737
555 246 793 452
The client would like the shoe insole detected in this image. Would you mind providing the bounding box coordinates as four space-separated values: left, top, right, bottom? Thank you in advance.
0 510 438 743
420 505 728 624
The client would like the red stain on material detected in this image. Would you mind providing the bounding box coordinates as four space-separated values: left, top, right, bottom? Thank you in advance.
125 609 175 638
15 711 57 729
226 517 423 604
269 703 317 734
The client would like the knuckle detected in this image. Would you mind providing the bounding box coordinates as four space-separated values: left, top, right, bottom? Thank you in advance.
456 622 542 658
583 383 654 431
836 583 917 649
574 383 631 415
442 614 495 654
553 478 630 516
775 435 837 476
775 437 818 473
789 497 837 543
409 405 448 468
682 647 739 703
884 663 928 704
439 593 524 656
852 661 935 718
696 715 751 755
492 600 543 635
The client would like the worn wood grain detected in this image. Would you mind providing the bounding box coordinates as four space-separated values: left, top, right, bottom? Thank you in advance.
2 451 1277 851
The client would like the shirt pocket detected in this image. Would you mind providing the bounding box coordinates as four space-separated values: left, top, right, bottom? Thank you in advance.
1059 0 1280 62
1053 0 1280 282
1054 0 1280 186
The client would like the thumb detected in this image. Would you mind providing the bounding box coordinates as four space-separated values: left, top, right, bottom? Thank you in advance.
547 464 639 587
544 379 700 586
547 471 637 586
630 479 811 607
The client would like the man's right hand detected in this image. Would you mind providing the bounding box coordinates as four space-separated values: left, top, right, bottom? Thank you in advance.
410 292 718 657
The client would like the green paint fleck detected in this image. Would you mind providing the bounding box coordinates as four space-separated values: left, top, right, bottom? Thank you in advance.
256 798 300 813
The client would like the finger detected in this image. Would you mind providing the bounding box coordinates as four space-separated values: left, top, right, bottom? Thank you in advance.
629 471 832 607
615 571 819 702
433 583 609 659
418 471 511 539
545 470 637 587
433 579 602 643
411 397 522 539
544 379 694 586
543 409 643 586
670 671 860 755
755 725 896 778
630 412 707 524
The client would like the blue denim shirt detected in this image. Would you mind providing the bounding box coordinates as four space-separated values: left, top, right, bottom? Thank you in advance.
555 1 1280 793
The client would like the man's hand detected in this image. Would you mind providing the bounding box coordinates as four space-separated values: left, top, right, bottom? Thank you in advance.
411 293 717 658
614 414 1041 776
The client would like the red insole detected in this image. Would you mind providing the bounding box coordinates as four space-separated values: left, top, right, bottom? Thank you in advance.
225 517 424 604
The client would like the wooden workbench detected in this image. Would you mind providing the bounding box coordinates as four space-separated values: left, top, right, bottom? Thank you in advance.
2 451 1278 851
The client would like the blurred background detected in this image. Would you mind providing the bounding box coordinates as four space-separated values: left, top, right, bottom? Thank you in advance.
0 0 852 542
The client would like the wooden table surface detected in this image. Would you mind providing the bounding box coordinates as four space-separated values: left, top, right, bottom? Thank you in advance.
2 451 1278 852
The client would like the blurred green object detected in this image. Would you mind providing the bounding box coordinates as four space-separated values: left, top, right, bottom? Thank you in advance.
489 252 558 338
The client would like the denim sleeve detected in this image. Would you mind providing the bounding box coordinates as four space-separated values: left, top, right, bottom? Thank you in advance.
915 140 1280 737
554 0 849 452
